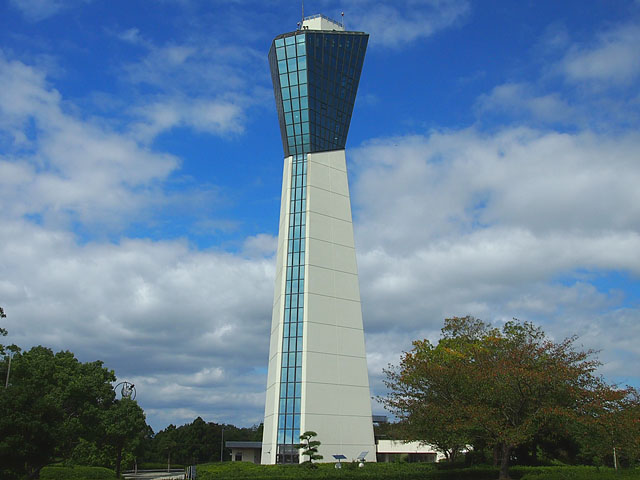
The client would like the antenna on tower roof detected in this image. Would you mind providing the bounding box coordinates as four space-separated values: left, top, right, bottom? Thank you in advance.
301 0 304 24
341 11 344 28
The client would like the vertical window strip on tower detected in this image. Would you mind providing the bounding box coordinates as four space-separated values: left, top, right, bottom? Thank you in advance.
274 32 309 464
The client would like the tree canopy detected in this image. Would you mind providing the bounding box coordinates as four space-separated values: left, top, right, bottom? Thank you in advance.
382 316 639 479
0 346 150 479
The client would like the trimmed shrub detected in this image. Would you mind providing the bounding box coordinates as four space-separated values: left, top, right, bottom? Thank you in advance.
40 465 117 480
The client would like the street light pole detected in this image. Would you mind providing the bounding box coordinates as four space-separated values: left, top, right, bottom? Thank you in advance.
4 352 12 389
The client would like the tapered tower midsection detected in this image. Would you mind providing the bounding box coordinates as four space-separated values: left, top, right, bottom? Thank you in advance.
262 15 374 465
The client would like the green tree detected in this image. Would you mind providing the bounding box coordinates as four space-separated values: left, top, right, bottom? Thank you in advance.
574 387 640 467
0 346 138 479
0 306 6 336
383 316 633 480
296 431 323 463
103 398 150 477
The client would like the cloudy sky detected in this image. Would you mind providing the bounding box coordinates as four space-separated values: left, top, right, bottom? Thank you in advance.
1 0 639 432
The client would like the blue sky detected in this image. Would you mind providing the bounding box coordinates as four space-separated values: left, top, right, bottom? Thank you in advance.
1 0 639 432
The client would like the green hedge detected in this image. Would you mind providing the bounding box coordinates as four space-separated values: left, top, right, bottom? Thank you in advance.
196 463 640 480
40 465 117 480
520 465 640 480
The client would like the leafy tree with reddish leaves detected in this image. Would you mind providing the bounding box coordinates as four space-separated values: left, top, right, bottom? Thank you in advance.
383 316 636 480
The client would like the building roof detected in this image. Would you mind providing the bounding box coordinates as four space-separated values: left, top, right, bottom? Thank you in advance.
376 440 438 454
301 14 345 32
225 441 262 449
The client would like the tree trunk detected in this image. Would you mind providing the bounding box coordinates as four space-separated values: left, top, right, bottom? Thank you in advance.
492 445 499 466
499 444 513 480
115 445 123 478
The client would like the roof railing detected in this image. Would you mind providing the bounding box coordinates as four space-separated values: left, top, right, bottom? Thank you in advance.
303 13 342 26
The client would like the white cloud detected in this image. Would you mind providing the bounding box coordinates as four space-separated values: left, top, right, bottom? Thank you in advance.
113 31 268 141
0 53 180 229
476 82 575 125
9 0 92 21
561 23 640 86
242 234 278 258
130 98 246 142
350 126 640 395
349 0 470 48
0 219 275 431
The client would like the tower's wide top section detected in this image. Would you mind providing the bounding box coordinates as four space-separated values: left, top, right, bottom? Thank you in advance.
268 16 368 157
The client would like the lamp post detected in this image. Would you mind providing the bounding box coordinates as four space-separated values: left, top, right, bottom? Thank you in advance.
4 351 12 389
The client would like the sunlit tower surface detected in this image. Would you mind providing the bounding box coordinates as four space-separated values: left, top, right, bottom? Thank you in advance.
261 14 375 464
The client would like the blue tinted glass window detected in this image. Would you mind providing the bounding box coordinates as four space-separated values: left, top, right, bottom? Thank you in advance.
297 44 305 56
279 73 289 87
287 58 297 71
296 34 305 43
275 38 285 47
286 45 296 57
297 56 307 70
285 36 295 45
281 88 290 100
288 72 298 86
278 60 287 73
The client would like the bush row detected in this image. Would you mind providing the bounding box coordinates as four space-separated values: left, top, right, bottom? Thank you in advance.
196 463 640 480
40 465 117 480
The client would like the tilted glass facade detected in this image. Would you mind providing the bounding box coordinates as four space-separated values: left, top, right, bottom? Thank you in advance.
268 30 368 158
268 26 368 464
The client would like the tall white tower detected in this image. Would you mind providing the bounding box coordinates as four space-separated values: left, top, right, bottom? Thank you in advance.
261 15 375 464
